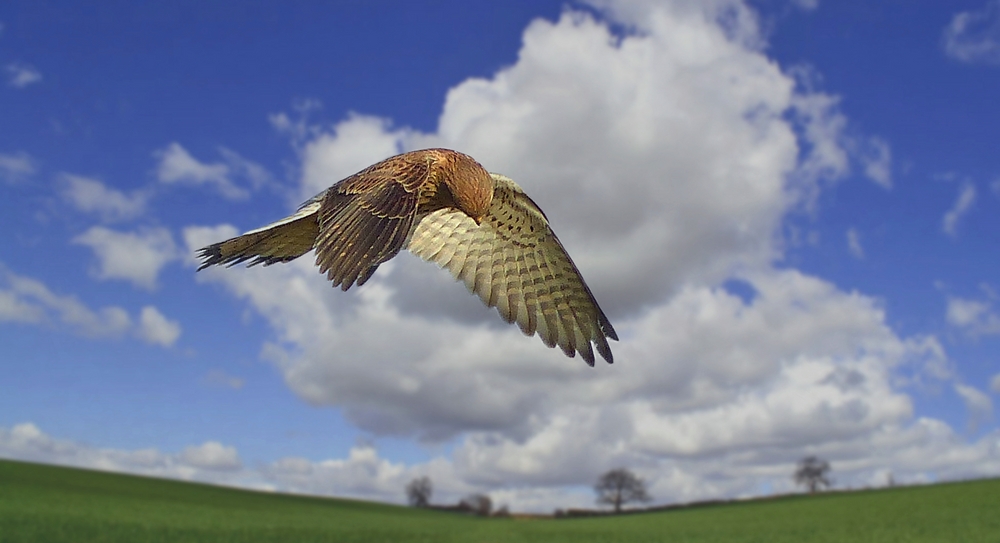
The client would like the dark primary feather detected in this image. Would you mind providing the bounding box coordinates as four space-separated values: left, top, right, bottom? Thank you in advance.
312 156 427 290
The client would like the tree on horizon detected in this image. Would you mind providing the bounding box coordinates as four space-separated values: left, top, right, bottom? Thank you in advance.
794 456 832 493
459 493 493 517
405 476 433 507
594 468 652 513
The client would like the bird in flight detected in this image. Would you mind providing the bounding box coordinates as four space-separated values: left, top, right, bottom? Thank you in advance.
197 148 617 365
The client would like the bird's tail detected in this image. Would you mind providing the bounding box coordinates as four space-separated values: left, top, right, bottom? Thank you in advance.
197 201 321 270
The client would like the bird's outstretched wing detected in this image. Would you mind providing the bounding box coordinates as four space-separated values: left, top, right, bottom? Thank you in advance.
407 174 617 365
196 198 322 270
314 156 428 290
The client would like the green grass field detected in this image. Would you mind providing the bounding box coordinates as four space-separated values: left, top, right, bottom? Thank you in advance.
1 459 997 543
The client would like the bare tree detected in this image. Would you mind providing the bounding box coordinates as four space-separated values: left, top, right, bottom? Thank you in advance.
594 468 651 513
460 493 493 517
794 456 832 493
405 476 433 508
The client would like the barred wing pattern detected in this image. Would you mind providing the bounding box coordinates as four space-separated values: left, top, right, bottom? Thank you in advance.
314 157 428 290
407 174 617 365
196 199 322 270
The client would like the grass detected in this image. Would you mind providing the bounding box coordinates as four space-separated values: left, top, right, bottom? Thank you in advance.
1 459 998 542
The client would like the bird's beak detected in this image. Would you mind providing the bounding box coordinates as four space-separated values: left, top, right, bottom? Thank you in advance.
472 214 484 226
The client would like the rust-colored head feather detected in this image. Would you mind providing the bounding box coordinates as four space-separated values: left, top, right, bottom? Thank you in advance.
440 151 494 225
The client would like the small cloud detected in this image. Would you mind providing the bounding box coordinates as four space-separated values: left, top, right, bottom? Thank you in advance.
946 295 1000 336
155 143 244 199
942 183 976 236
217 147 274 191
0 422 252 483
178 441 242 471
787 79 893 201
0 265 132 338
954 383 993 432
0 287 45 324
861 137 892 189
0 151 35 183
789 89 850 194
6 62 41 88
932 171 961 183
268 99 323 143
991 373 1000 394
59 174 148 222
943 0 1000 65
155 142 263 200
791 0 819 11
846 228 864 259
73 227 179 290
202 369 245 390
137 306 181 347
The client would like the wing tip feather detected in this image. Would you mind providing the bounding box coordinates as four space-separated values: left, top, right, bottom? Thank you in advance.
596 337 614 365
196 244 223 271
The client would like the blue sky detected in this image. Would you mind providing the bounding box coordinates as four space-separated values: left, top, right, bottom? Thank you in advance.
2 0 999 511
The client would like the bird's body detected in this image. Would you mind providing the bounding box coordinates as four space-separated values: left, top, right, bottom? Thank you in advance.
198 148 617 365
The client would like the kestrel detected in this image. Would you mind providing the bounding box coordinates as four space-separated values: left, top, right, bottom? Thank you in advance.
197 148 617 365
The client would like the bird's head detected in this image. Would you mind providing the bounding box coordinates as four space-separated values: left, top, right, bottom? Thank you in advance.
445 153 494 226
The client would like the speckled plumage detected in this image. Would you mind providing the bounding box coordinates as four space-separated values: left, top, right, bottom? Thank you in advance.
197 148 617 365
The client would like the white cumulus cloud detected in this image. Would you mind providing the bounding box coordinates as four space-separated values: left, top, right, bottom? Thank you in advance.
0 265 183 348
59 174 148 222
0 423 250 485
156 142 241 198
0 265 131 338
943 0 1000 65
73 227 179 290
262 446 414 501
181 0 1000 509
946 295 1000 336
179 441 242 471
155 142 272 200
297 114 406 201
137 306 182 347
